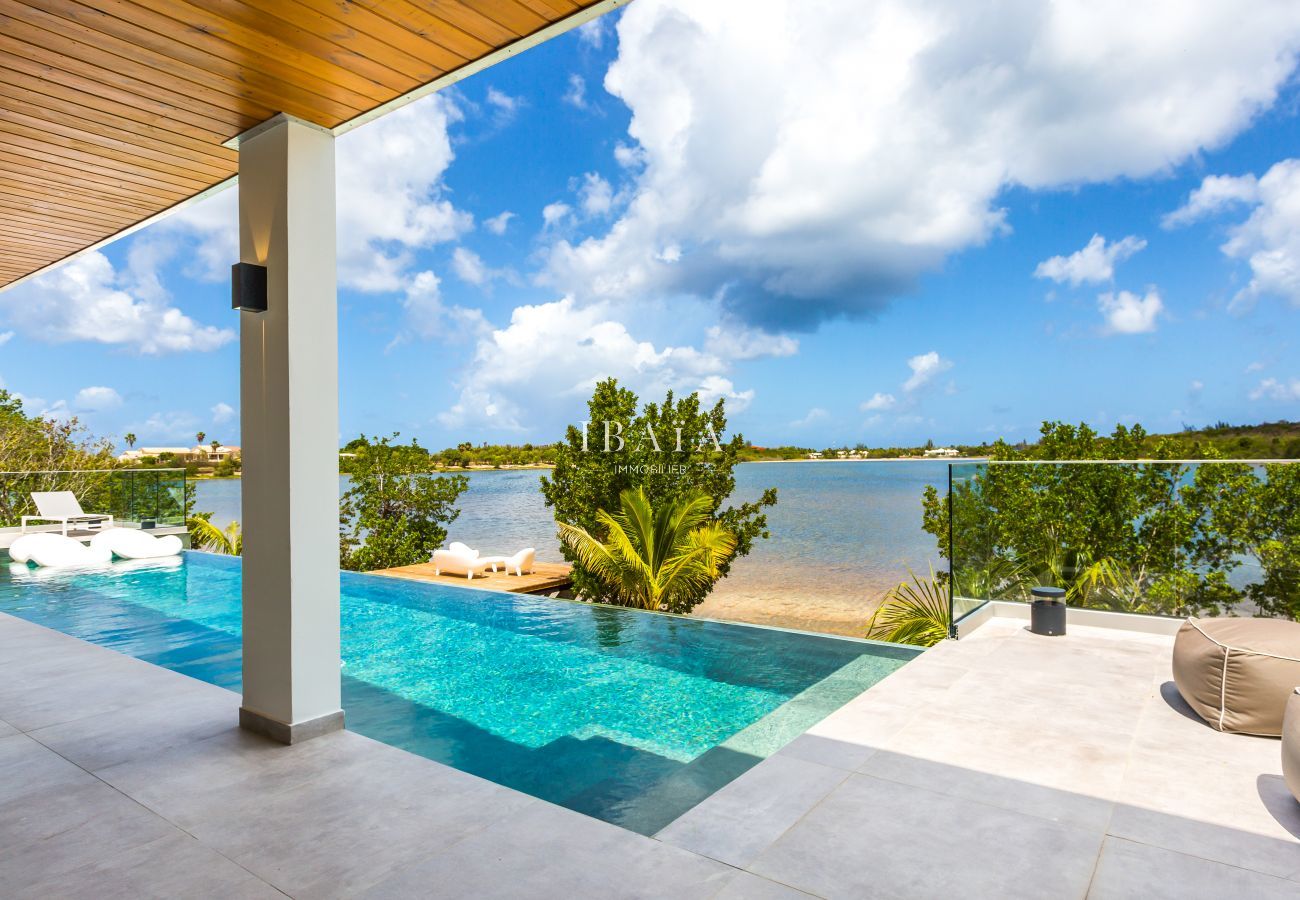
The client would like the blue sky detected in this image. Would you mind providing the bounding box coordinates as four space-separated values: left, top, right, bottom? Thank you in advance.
2 1 1300 452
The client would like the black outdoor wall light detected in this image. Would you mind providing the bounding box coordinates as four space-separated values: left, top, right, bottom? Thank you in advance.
231 262 268 312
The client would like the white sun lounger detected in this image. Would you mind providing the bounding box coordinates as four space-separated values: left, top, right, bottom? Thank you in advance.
21 491 113 535
432 542 491 579
484 548 536 576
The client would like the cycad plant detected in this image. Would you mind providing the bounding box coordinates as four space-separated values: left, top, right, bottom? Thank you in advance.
865 567 950 647
557 487 737 613
188 515 243 556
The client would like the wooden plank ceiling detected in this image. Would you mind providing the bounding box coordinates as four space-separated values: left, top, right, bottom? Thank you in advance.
0 0 606 288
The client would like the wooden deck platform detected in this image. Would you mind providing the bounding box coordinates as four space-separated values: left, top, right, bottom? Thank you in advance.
370 561 573 595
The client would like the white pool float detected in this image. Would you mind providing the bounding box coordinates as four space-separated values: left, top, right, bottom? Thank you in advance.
11 533 112 567
89 528 183 560
8 532 71 564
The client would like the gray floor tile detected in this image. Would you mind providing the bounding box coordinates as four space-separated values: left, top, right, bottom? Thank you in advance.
27 686 239 773
1108 802 1300 880
178 740 535 898
97 724 392 825
930 667 1151 738
776 698 917 771
711 871 818 899
0 649 212 733
749 773 1103 900
363 800 733 900
861 708 1127 829
0 732 98 806
657 753 848 867
1088 837 1300 899
15 831 282 900
0 780 181 894
1131 684 1282 769
1110 749 1299 877
862 749 1116 832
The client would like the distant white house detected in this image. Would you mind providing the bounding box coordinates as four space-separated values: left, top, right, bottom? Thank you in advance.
807 451 823 459
923 447 961 458
118 445 241 464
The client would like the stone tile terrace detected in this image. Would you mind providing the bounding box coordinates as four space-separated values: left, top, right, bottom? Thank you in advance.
1 610 1296 898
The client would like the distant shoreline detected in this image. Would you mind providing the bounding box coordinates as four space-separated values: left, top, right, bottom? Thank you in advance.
742 456 990 463
182 457 990 480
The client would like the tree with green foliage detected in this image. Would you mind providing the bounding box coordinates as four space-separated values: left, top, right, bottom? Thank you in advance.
920 421 1298 620
0 389 114 526
339 433 469 571
865 568 950 646
541 378 776 611
558 488 737 613
188 514 243 556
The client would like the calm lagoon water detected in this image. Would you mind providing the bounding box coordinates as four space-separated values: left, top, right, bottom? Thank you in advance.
194 460 947 635
0 552 915 833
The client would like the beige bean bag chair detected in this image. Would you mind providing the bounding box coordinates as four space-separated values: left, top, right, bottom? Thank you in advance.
1173 617 1300 736
1284 689 1300 803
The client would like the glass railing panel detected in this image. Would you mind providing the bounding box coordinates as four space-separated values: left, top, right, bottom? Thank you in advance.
946 460 1299 621
0 469 189 530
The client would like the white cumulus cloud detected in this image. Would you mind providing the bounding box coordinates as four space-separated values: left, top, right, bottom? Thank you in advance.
704 324 798 360
542 0 1300 329
335 95 472 292
73 386 122 412
861 392 897 412
484 211 515 235
1034 235 1147 286
542 202 573 229
1164 159 1300 311
578 172 615 217
790 407 830 427
390 271 488 347
1162 173 1260 228
564 73 589 109
0 251 234 355
902 351 953 393
452 248 490 286
1249 377 1300 402
1098 289 1163 334
211 402 236 424
1218 160 1300 311
440 298 752 432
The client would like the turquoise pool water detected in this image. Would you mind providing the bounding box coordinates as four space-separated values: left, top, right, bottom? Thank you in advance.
0 552 916 833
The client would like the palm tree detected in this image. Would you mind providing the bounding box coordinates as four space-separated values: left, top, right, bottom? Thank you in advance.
196 431 206 447
865 567 950 647
124 432 136 450
210 439 220 452
188 514 242 556
558 487 737 613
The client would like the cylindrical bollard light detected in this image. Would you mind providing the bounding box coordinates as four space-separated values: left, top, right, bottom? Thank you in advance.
1030 586 1067 636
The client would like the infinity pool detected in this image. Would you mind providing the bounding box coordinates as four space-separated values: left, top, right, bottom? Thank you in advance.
0 552 916 833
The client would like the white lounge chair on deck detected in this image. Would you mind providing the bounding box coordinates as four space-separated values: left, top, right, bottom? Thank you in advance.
485 548 536 576
21 491 113 535
432 543 491 579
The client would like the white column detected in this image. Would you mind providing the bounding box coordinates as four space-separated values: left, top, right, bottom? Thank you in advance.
237 114 343 743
